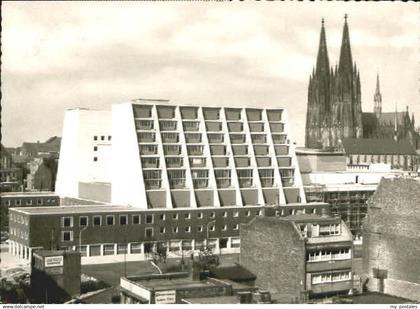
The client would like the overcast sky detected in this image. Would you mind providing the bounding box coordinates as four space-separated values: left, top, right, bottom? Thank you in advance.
2 1 419 147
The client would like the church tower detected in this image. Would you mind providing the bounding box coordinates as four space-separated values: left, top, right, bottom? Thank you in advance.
374 73 382 117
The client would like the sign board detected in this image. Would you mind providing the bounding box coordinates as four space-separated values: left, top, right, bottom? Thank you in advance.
155 290 176 304
45 267 63 275
44 256 64 268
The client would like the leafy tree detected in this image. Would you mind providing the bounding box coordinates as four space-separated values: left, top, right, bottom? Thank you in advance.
197 246 219 271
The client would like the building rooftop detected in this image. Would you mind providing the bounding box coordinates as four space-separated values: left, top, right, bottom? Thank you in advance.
183 296 239 304
33 250 80 257
342 138 416 155
1 191 58 198
295 147 345 155
280 214 340 224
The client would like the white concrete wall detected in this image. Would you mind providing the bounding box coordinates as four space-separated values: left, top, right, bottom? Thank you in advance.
111 103 147 208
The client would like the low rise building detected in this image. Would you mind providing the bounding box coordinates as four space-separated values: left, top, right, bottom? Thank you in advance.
8 203 329 263
240 214 353 303
362 177 420 302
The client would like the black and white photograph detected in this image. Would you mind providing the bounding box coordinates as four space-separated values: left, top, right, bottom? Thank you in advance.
1 1 419 305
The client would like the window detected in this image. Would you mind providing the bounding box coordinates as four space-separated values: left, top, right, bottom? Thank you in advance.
233 211 239 217
223 211 228 218
105 215 114 225
37 199 42 205
209 225 215 231
173 213 179 220
222 225 227 231
233 224 239 230
79 216 88 227
101 136 105 141
93 157 98 162
245 211 251 217
185 226 191 233
160 227 166 234
62 217 73 228
108 136 112 141
159 214 166 221
197 212 203 219
94 136 98 141
15 200 21 206
145 227 154 238
146 214 154 224
257 210 262 216
94 146 98 151
185 213 191 219
119 215 127 225
197 225 203 232
132 215 140 224
93 216 101 226
25 200 32 206
173 226 178 233
61 231 73 242
210 212 215 219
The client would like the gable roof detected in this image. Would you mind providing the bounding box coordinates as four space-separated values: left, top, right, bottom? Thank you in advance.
342 138 416 155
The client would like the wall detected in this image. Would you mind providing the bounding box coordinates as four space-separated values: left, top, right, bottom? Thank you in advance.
240 217 306 303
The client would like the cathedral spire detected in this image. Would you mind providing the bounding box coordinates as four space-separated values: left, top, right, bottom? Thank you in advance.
315 18 330 76
374 73 382 117
338 14 353 74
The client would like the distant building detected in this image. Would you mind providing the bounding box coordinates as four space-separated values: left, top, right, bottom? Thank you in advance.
18 136 61 159
26 158 54 191
240 214 354 303
362 177 420 302
31 250 81 303
0 144 24 192
340 138 417 171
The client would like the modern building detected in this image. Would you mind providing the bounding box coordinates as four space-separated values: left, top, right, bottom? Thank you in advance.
240 214 353 303
340 138 417 171
8 203 330 264
1 191 59 232
56 100 306 208
305 17 419 151
31 249 81 303
362 177 420 302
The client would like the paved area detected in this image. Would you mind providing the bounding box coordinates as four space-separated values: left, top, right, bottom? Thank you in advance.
0 243 30 276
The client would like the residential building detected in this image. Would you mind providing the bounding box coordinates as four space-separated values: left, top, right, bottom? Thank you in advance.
1 143 24 192
362 177 420 302
240 214 354 303
7 203 329 264
56 100 306 207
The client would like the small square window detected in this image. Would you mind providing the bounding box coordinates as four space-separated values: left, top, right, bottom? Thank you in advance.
160 214 166 221
37 199 42 205
210 212 215 219
233 224 239 230
101 136 105 141
93 157 98 162
132 215 140 224
62 217 73 228
173 213 179 220
120 215 127 225
233 211 239 217
25 200 32 206
257 210 262 216
197 212 203 219
197 225 203 232
93 216 101 226
223 212 228 218
94 136 98 141
245 211 251 217
108 136 112 141
209 225 215 232
15 200 21 206
62 231 73 242
94 146 98 151
185 226 191 233
106 215 115 225
145 227 154 238
146 214 154 224
185 213 191 219
173 226 178 233
160 227 166 234
79 216 88 227
222 225 227 231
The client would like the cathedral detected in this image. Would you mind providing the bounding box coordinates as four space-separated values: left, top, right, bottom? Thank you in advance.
305 16 419 151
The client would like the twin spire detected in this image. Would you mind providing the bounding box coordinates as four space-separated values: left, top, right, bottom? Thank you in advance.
315 15 354 76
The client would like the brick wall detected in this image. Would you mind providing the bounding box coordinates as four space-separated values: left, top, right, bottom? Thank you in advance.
240 217 306 303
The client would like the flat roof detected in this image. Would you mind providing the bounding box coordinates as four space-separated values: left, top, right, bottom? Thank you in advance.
130 277 219 291
11 203 328 216
1 191 58 198
295 147 345 155
183 296 239 304
280 214 340 223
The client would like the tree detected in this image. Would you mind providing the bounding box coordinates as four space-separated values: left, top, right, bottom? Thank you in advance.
197 246 219 272
151 242 167 265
